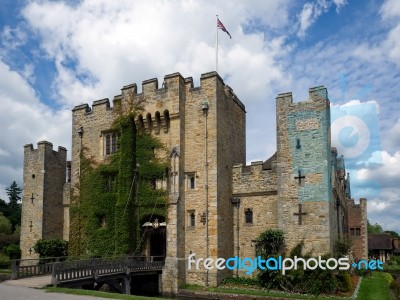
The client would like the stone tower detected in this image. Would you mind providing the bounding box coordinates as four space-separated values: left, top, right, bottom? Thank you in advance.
348 198 368 259
69 72 246 294
20 141 67 259
276 86 336 254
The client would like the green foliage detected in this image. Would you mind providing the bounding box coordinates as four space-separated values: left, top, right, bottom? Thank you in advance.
255 228 285 257
4 244 21 260
390 277 400 299
334 236 352 258
0 182 22 233
0 253 10 268
0 234 19 251
367 219 383 234
33 238 68 258
0 213 12 236
255 232 353 295
5 181 22 205
69 112 167 257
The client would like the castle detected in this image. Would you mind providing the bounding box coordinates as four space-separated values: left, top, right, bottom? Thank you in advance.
20 71 368 294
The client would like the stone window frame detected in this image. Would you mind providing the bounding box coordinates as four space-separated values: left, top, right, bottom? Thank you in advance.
244 208 253 225
102 130 118 156
185 172 197 191
350 227 361 236
187 210 196 228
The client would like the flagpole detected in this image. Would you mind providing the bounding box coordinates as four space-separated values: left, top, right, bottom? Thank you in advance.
216 14 218 73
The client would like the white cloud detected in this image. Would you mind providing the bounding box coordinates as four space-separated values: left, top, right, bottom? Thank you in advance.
332 0 348 13
357 151 400 186
380 0 400 20
297 0 348 38
353 0 400 67
0 59 71 200
20 0 291 110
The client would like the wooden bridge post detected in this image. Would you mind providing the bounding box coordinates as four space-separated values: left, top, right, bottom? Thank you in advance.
11 259 18 280
51 262 60 285
122 275 131 294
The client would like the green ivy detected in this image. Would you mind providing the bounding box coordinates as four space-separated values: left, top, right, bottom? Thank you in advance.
69 113 167 258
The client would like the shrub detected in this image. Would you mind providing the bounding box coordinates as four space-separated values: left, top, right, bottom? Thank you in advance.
0 253 10 268
33 238 68 258
4 244 21 260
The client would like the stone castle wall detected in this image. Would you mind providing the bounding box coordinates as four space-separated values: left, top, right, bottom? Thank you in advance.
232 160 278 275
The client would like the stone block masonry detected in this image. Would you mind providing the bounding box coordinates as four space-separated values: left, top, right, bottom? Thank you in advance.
20 141 67 260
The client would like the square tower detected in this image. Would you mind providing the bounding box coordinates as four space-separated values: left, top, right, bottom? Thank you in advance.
20 141 67 259
276 87 335 254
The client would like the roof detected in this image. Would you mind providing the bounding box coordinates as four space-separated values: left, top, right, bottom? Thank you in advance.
368 234 393 250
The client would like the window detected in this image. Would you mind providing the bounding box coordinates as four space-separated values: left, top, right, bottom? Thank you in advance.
111 133 117 153
186 173 196 190
190 176 195 189
350 228 360 236
104 175 116 192
245 208 253 224
104 132 117 156
188 211 195 227
105 134 111 155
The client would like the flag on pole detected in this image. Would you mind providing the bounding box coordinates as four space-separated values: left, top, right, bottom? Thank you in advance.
217 18 231 39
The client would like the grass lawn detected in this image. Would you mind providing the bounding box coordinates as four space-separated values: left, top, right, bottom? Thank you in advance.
184 284 353 300
45 287 165 300
356 272 392 300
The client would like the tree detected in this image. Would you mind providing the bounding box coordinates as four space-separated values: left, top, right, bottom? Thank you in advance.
5 181 22 205
367 219 383 234
4 181 22 232
0 213 12 236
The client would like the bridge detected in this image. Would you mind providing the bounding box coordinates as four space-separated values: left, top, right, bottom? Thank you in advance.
11 256 164 294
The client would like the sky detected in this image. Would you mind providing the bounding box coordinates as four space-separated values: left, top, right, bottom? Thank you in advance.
0 0 399 233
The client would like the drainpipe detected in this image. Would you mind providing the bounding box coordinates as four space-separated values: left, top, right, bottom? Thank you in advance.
202 101 209 286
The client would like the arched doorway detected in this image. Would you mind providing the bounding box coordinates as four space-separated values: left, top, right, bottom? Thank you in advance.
141 215 166 258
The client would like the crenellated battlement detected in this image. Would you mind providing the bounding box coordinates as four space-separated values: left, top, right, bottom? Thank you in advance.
276 86 329 108
232 155 277 194
24 141 67 160
73 71 245 118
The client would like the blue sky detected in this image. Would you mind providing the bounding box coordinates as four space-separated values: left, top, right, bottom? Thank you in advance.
0 0 399 233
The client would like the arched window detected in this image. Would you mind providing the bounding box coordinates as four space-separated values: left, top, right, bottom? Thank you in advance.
111 133 117 153
105 134 111 155
190 176 195 189
146 113 152 132
155 111 161 134
190 212 195 227
164 109 170 132
245 208 253 224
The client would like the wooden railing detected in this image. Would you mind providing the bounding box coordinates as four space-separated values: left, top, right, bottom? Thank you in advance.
11 256 165 285
11 257 67 279
52 256 164 285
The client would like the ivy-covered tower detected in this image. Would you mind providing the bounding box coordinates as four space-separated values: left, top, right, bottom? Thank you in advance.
68 71 246 293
